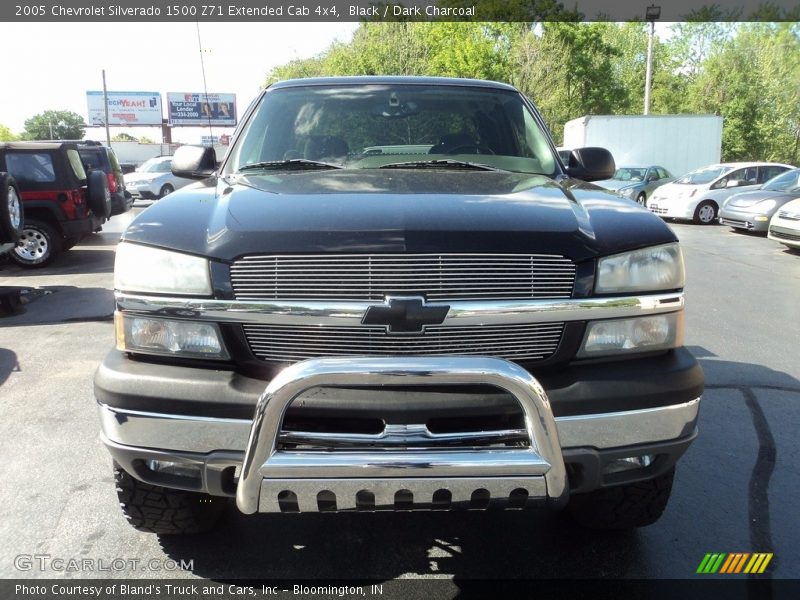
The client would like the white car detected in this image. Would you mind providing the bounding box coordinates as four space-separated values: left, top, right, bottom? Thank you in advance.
768 197 800 250
647 162 794 224
124 156 195 200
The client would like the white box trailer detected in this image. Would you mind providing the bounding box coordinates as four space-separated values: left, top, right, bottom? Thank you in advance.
562 115 723 177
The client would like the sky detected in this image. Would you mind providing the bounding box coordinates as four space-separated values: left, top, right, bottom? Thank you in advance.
0 22 359 143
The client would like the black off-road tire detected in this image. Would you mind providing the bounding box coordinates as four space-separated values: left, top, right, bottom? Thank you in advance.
114 464 226 535
567 467 675 530
0 173 24 243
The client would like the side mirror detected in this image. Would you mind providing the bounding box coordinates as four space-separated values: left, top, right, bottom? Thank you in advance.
171 145 217 180
565 147 615 182
726 179 745 188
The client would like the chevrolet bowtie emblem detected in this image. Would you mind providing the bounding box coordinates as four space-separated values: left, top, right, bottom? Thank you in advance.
362 297 450 333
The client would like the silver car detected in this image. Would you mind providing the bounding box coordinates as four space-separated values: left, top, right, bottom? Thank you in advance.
647 162 794 224
768 196 800 250
596 166 673 206
124 156 194 200
719 168 800 232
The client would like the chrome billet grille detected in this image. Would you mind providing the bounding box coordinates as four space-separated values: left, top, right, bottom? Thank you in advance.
243 322 565 363
230 254 576 301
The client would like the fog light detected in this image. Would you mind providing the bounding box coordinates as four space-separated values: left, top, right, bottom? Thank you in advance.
754 216 769 222
116 312 228 359
578 312 683 357
603 454 655 475
146 460 202 479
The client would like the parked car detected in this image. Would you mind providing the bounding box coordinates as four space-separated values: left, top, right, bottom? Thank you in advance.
719 168 800 233
596 165 673 205
76 141 131 216
647 162 794 224
0 172 24 256
768 197 800 250
0 142 110 267
124 156 194 200
97 76 703 534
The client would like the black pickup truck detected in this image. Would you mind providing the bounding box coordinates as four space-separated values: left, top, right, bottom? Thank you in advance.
95 77 703 534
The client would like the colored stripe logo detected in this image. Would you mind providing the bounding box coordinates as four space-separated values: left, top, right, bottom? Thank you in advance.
697 553 773 574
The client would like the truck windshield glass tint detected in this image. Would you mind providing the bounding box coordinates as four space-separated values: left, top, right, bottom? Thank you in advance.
226 84 556 176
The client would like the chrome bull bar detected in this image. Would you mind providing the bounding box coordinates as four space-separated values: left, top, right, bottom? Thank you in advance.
235 357 568 514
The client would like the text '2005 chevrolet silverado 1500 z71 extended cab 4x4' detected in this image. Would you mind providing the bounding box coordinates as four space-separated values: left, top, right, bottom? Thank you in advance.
94 77 703 534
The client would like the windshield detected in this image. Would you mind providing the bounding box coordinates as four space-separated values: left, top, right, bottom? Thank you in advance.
675 166 732 185
612 167 646 181
762 169 800 192
225 83 556 176
138 158 172 173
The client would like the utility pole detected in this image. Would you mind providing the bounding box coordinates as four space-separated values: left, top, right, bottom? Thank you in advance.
102 69 111 146
644 5 661 115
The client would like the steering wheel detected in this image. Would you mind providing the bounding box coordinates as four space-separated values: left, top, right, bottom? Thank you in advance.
445 144 496 155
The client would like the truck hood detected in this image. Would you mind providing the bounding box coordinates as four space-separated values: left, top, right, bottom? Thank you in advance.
123 169 676 262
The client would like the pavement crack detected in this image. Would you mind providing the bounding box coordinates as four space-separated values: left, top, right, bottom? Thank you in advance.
741 386 777 581
705 383 800 394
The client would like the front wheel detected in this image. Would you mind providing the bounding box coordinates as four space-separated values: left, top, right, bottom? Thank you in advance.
693 201 717 225
114 464 226 534
636 192 647 206
567 467 675 529
158 184 174 199
11 219 62 268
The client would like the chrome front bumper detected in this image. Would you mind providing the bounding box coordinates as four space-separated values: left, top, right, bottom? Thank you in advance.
235 357 566 513
99 356 701 513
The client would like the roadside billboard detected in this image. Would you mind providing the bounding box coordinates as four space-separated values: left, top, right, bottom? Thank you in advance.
86 91 163 126
167 93 237 126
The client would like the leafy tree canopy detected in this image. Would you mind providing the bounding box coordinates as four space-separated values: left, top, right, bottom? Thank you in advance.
23 110 86 141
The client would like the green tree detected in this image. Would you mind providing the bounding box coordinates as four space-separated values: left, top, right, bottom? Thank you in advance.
512 23 628 143
686 23 800 163
23 110 86 140
0 124 17 141
112 132 138 142
267 22 513 83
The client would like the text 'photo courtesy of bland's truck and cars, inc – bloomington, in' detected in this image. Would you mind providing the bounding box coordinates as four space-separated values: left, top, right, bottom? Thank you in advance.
0 2 799 599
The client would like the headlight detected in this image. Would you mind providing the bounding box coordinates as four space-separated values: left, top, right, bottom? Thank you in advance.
116 312 228 359
115 242 211 295
596 243 685 294
753 200 777 212
618 187 636 198
577 312 684 357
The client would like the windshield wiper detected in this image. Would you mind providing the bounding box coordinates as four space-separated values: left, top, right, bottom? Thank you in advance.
378 159 506 172
238 159 344 172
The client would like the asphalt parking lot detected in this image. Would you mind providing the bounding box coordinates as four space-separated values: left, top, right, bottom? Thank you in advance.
0 211 798 585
